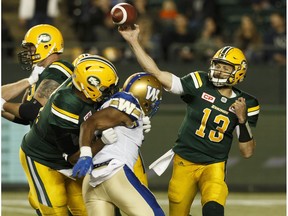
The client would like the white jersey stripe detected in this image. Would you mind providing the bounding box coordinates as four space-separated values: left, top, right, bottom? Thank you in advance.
27 156 49 206
191 73 200 89
248 110 260 116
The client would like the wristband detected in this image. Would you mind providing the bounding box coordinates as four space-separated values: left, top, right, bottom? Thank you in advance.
238 121 253 142
79 146 92 157
12 116 30 125
19 99 42 121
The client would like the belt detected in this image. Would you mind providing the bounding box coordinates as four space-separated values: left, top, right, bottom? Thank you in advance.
93 160 112 169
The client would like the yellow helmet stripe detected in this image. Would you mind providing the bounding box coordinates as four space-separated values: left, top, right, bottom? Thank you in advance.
190 72 203 89
79 56 118 74
78 55 119 85
51 103 79 124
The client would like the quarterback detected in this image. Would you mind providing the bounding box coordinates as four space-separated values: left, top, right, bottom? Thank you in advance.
19 55 119 215
119 25 260 216
72 72 165 216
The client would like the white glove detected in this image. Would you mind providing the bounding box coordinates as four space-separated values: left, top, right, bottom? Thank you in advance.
101 128 117 145
143 116 151 133
27 65 45 85
1 98 6 111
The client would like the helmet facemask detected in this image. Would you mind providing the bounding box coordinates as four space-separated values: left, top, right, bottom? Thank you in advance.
101 84 119 102
147 99 161 118
208 60 237 87
17 43 41 71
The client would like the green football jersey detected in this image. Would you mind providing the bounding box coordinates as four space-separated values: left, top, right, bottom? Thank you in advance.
25 59 74 103
23 59 74 127
173 71 260 164
21 78 97 170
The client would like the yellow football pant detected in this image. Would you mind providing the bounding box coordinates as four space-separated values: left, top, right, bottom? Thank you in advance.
19 148 87 216
133 150 148 186
168 154 228 216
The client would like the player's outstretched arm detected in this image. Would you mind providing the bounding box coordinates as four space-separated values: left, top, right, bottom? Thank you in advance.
2 79 60 123
2 65 44 101
2 65 46 123
1 79 30 102
118 25 173 90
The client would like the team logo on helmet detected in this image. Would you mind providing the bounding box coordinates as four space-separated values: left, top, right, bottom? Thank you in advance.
87 76 100 87
146 86 161 101
38 33 51 43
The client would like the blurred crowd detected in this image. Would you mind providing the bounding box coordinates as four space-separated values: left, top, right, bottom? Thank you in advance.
2 0 286 66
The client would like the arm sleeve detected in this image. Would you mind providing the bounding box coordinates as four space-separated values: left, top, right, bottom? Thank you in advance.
245 96 260 127
166 74 184 95
12 116 30 125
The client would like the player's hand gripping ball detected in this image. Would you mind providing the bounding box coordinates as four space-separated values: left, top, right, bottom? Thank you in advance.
111 3 137 27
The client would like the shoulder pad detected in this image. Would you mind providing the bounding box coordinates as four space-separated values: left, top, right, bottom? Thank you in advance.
48 60 74 78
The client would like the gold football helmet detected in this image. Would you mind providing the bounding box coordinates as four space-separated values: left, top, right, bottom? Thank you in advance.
208 46 247 87
72 55 119 102
123 72 162 117
18 24 64 71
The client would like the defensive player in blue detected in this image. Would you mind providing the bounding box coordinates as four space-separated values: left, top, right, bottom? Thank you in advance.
72 72 165 216
72 53 152 187
19 55 119 215
119 25 260 216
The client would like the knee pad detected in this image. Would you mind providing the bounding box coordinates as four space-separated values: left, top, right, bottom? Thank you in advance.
203 201 224 216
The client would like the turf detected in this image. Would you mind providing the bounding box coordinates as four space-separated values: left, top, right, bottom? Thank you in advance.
1 191 286 216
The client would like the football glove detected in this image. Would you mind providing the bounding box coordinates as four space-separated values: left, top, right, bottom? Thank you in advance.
101 128 117 145
143 116 151 133
72 146 93 178
27 65 45 85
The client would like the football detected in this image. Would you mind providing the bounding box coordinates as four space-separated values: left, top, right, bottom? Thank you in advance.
110 3 137 26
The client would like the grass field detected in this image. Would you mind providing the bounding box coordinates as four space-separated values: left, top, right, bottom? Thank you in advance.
1 191 286 216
